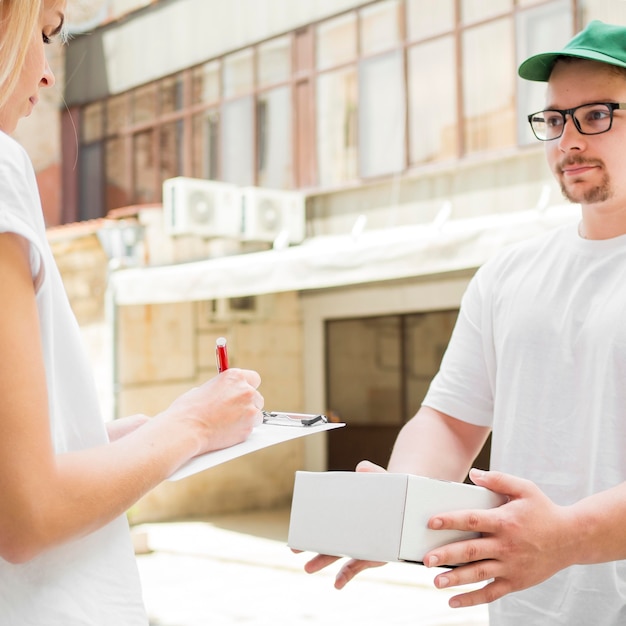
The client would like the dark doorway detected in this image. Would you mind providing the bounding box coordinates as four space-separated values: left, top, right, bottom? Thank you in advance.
326 311 491 474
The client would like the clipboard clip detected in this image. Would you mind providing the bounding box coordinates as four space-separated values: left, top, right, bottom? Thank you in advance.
262 411 328 427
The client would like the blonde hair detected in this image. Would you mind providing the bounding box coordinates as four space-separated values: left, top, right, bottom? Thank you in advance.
0 1 42 109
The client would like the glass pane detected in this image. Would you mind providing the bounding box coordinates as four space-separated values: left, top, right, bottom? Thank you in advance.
462 19 515 153
360 0 402 56
191 61 221 105
404 311 457 418
408 36 457 164
106 94 127 135
317 13 357 70
407 0 454 40
224 49 254 99
461 0 513 22
222 96 254 186
79 142 104 220
257 87 292 188
105 136 130 212
83 102 104 142
327 317 402 426
359 50 405 178
258 36 291 87
192 109 220 180
160 120 183 182
316 67 358 186
516 1 573 145
160 75 184 114
132 84 158 125
581 0 626 23
133 129 156 203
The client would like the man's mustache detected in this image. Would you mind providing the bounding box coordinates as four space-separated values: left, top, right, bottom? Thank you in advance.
558 156 603 172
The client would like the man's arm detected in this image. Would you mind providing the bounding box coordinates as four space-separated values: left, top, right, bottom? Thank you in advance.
421 469 626 608
387 406 490 479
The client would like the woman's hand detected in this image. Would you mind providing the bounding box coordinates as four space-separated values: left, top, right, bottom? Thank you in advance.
160 368 264 456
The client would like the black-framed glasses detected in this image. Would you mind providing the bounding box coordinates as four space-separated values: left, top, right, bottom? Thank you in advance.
527 102 626 141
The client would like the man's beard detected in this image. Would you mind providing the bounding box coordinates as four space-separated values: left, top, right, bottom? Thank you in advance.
558 159 612 204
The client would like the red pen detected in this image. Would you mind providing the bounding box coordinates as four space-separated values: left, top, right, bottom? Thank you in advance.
215 337 229 373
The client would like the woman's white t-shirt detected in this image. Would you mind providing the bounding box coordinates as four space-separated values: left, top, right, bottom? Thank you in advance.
0 132 147 625
424 223 626 625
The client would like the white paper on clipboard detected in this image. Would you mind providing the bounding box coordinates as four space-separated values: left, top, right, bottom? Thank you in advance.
169 417 345 481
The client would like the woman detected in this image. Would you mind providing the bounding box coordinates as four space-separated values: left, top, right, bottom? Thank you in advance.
0 2 264 623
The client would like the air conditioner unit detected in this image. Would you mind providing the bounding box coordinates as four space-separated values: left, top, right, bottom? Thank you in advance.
162 177 241 238
240 187 306 244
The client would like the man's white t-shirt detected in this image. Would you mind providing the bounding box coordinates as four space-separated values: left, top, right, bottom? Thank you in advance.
0 132 147 624
424 223 626 625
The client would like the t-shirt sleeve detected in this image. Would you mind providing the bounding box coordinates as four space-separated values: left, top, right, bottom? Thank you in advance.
422 266 496 427
0 136 46 292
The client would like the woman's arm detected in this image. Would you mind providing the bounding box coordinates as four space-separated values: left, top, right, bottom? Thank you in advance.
0 232 263 563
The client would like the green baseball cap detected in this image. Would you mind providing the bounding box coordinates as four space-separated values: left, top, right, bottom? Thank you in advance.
518 20 626 82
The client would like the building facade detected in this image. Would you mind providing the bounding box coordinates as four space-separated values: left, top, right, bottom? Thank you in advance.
21 0 626 519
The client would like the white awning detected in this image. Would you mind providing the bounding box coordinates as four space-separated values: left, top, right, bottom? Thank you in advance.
111 205 579 306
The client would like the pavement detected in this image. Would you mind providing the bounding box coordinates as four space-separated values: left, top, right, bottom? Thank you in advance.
133 508 489 626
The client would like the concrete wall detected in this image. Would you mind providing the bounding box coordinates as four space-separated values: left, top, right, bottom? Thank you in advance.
307 146 560 237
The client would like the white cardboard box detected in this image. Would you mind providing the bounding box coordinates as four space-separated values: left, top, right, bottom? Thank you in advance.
288 471 506 565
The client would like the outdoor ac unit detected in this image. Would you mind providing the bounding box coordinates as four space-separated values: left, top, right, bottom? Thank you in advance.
240 187 306 244
162 177 241 238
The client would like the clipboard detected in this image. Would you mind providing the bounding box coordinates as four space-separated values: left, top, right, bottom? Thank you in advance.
168 411 345 481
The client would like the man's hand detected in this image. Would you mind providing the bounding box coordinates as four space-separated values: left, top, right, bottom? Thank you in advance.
302 460 387 588
423 468 576 608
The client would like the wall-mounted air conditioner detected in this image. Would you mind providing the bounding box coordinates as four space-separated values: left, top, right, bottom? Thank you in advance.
240 187 306 244
162 177 241 237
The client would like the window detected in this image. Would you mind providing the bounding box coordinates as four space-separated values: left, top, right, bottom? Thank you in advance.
160 76 184 114
191 61 220 105
316 68 358 187
408 37 457 164
79 143 104 221
461 0 513 23
316 13 357 70
70 0 575 223
222 96 255 186
223 49 254 98
406 0 453 40
360 0 402 55
359 50 406 177
192 109 220 180
105 136 129 211
133 130 156 204
462 18 516 153
258 36 291 86
257 87 292 188
80 102 105 220
132 84 157 124
160 120 183 182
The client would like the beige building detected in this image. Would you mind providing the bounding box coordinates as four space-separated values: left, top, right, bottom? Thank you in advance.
15 0 626 521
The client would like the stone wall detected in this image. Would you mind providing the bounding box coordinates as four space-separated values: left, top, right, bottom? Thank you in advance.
119 292 306 522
